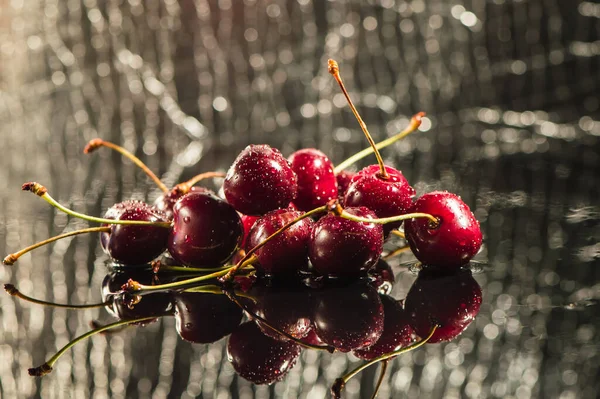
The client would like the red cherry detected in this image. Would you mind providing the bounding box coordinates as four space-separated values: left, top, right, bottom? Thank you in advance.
246 208 313 275
240 214 259 248
404 191 482 267
288 148 338 211
404 268 482 343
168 191 242 267
309 207 383 277
344 165 415 235
223 144 298 215
154 186 212 220
335 170 356 202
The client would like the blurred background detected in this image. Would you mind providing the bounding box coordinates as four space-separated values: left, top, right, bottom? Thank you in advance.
0 0 599 398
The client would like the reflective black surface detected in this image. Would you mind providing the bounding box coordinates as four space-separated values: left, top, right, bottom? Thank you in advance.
1 1 599 398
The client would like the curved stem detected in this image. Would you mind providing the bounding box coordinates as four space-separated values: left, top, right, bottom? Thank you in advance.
331 326 437 398
383 245 411 260
176 171 226 193
334 112 425 174
340 209 439 226
84 139 169 193
371 360 389 399
4 284 111 309
390 230 405 239
3 226 111 265
328 59 388 179
22 183 172 228
221 205 327 282
156 264 234 274
29 315 157 376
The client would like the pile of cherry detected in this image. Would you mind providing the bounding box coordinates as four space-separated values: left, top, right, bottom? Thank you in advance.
3 60 484 397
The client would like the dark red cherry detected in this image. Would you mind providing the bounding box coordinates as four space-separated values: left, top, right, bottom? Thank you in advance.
246 208 313 275
101 270 174 323
100 201 170 265
168 191 242 267
309 207 383 277
404 191 482 267
312 281 384 352
344 165 415 235
227 321 301 385
240 214 259 249
174 292 243 344
335 170 356 202
288 148 338 211
353 295 415 360
154 186 212 220
404 268 482 343
223 144 298 215
249 283 313 341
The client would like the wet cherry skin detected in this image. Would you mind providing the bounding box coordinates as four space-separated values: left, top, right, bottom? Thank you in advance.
353 295 415 360
312 281 384 352
368 259 395 295
288 148 338 211
240 214 259 249
174 292 243 344
246 209 313 275
404 191 482 268
404 267 482 343
100 201 170 265
344 165 415 235
154 186 212 220
223 144 298 216
227 321 301 385
335 170 356 202
168 191 243 267
309 207 383 277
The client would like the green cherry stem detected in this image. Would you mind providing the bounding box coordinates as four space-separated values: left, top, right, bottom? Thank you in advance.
330 325 438 399
84 139 169 193
220 205 328 282
4 284 112 309
334 112 425 174
391 230 406 239
371 360 389 399
339 207 439 227
21 182 172 228
383 245 411 260
28 315 157 377
151 260 234 274
328 59 389 179
3 226 111 265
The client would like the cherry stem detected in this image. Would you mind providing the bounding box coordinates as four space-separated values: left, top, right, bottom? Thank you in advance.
3 226 111 265
383 245 411 260
334 112 425 174
124 257 256 294
152 261 234 274
84 139 169 193
340 209 439 226
4 284 112 309
224 289 336 353
22 182 173 228
390 230 405 239
220 205 328 282
371 360 389 399
328 59 388 179
174 171 226 194
331 325 438 398
28 315 157 376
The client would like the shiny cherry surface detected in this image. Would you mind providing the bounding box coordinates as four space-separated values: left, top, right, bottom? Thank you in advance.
168 191 242 267
288 148 338 211
100 201 170 265
223 144 298 216
154 186 212 220
246 208 313 275
335 170 356 202
404 191 482 267
309 207 383 277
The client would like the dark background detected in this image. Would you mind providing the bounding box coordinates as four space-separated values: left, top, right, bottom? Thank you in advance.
0 1 599 398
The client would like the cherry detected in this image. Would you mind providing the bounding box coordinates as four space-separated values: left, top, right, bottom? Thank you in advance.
312 281 384 352
404 191 482 267
227 321 301 385
353 295 415 360
404 268 482 343
309 206 383 277
344 165 415 235
223 144 298 216
168 191 242 267
368 259 395 294
100 200 170 265
154 186 212 220
288 148 338 211
246 208 313 275
173 291 243 344
335 170 356 202
240 214 259 249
